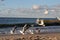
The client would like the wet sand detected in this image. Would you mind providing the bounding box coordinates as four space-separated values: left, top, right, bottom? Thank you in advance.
0 33 60 40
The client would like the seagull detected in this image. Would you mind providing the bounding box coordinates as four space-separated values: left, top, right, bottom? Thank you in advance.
57 17 60 20
20 24 27 35
36 19 45 26
10 25 17 34
44 9 48 15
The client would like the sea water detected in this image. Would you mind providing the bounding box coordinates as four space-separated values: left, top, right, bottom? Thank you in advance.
0 26 60 34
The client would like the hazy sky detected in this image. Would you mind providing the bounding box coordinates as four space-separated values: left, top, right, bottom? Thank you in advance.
0 0 60 17
0 0 60 8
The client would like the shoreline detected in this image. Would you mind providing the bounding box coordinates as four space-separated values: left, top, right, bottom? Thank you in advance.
0 33 60 40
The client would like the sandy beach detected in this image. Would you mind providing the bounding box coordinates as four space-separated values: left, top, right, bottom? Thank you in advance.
0 33 60 40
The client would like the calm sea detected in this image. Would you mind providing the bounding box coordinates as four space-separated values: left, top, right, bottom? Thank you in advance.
0 18 60 34
0 17 56 24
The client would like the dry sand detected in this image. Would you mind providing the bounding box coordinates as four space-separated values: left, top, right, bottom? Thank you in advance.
0 33 60 40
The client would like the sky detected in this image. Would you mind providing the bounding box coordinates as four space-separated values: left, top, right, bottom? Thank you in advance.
0 0 60 17
0 0 60 8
